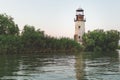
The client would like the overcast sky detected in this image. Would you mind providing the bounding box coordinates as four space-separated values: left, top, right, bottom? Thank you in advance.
0 0 120 38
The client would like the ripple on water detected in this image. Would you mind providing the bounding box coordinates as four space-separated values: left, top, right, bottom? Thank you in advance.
84 54 120 80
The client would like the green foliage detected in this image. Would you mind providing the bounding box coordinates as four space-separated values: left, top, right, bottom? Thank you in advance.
21 25 45 50
0 13 120 53
21 25 83 52
0 13 82 53
83 29 120 52
0 14 19 35
0 35 22 53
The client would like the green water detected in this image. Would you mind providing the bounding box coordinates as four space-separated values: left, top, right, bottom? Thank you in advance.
0 50 120 80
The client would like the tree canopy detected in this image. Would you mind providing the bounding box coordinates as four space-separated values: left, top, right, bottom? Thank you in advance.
0 14 83 53
0 14 19 35
0 13 119 53
83 29 120 52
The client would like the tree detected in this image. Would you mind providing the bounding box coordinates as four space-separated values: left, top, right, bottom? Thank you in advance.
0 13 83 53
83 29 120 52
21 25 45 50
0 14 19 35
105 30 120 51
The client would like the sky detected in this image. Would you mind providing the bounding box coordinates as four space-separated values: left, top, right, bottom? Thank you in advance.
0 0 120 38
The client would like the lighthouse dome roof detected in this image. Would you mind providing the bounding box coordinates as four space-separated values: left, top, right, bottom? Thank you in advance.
76 7 84 12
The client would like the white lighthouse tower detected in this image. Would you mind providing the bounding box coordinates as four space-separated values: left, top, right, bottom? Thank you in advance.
74 8 86 44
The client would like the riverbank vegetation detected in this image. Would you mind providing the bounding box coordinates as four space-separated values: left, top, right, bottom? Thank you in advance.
0 14 83 53
0 13 120 53
83 29 120 52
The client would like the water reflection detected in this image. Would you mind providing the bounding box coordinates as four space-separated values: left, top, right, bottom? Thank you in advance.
0 54 19 77
75 53 84 80
0 53 77 80
0 51 120 80
84 51 120 80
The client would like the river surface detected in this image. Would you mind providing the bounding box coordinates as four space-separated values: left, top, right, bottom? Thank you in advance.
0 50 120 80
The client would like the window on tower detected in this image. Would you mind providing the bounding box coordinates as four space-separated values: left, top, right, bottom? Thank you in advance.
79 36 80 39
78 26 81 28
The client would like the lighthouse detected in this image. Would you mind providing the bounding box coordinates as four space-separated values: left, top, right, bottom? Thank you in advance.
74 8 86 44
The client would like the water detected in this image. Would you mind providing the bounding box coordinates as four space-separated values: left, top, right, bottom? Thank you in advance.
0 50 120 80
